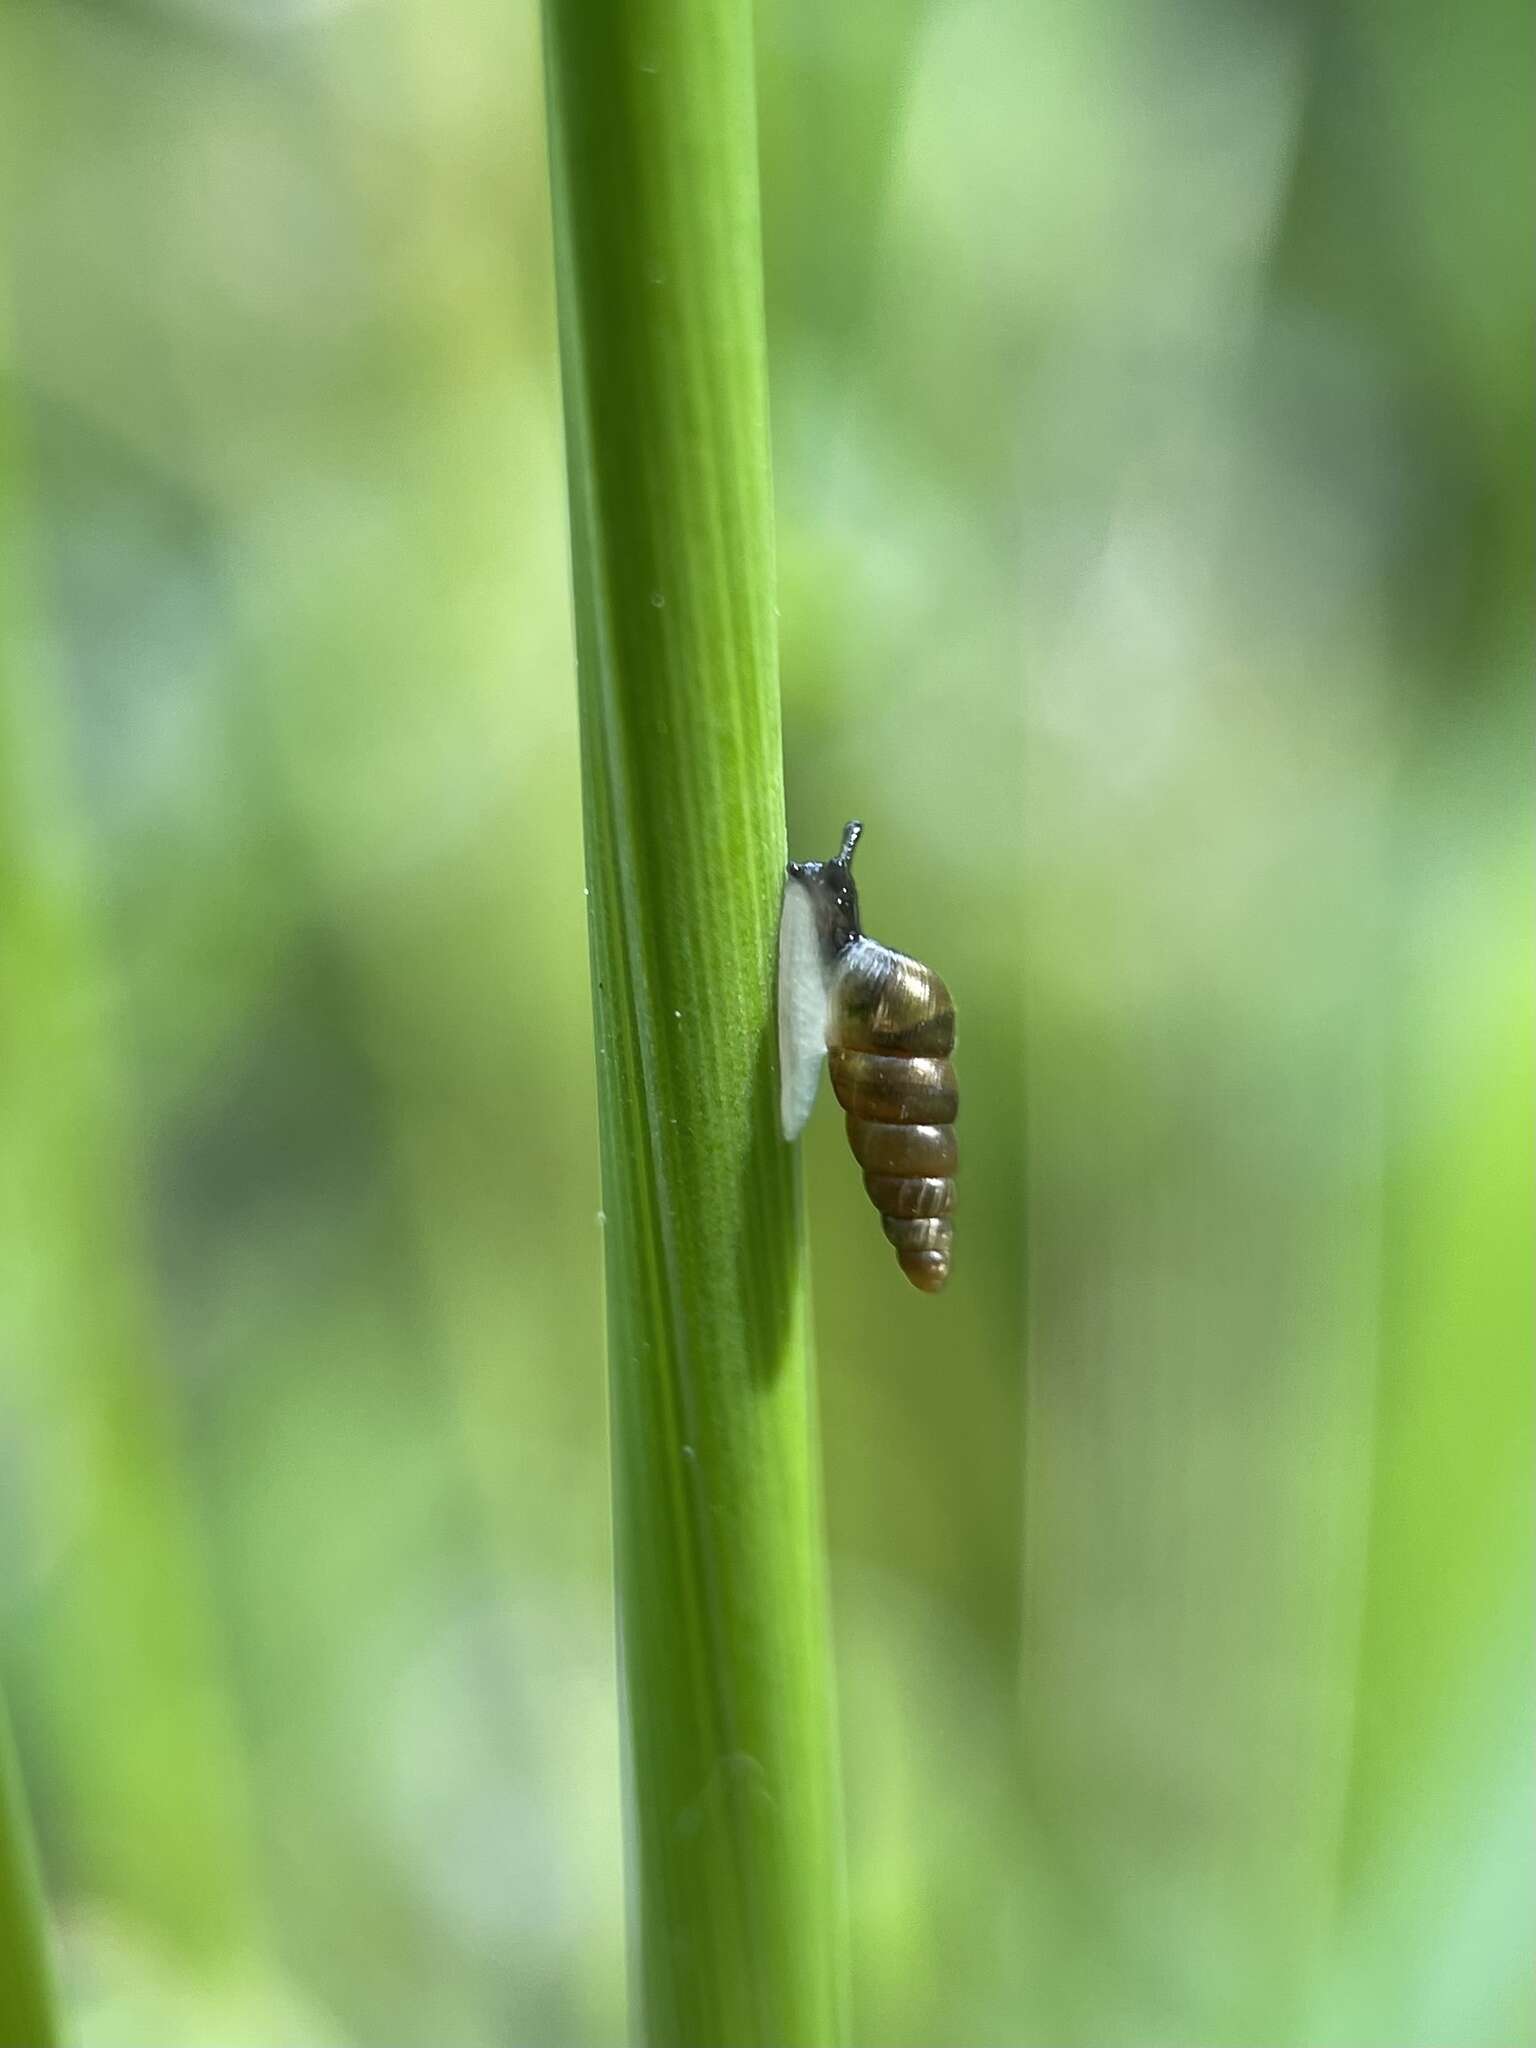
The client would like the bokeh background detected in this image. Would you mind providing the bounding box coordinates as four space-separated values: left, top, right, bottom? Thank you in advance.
1 0 1530 2043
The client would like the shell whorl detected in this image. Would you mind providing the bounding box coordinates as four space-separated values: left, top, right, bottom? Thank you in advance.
827 938 957 1292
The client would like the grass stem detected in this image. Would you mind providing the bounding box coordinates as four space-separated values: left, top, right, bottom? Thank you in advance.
541 3 847 2040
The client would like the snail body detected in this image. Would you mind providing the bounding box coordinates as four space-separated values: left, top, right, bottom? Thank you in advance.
778 822 957 1292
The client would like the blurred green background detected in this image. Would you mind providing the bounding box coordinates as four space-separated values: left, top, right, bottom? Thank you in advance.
1 0 1530 2043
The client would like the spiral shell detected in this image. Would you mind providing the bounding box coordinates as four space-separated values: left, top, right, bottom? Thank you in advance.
778 820 958 1293
828 941 957 1292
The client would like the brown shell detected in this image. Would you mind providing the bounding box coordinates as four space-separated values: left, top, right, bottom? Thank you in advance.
827 942 957 1292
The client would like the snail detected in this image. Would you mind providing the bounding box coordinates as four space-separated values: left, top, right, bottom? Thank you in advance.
778 820 957 1292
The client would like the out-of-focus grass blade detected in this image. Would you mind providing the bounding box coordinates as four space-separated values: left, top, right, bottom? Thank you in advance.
0 1703 56 2048
0 325 261 1981
541 2 848 2041
1322 701 1534 2048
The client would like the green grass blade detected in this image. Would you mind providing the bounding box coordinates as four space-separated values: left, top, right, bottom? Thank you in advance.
0 296 60 2048
0 1704 57 2048
0 162 261 1983
541 4 847 2042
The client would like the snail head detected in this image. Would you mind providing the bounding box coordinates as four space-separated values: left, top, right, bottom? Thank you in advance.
786 819 864 956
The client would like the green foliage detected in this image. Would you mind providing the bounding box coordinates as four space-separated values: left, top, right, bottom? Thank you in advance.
541 3 847 2040
0 1693 55 2048
0 0 1528 2044
0 265 57 2048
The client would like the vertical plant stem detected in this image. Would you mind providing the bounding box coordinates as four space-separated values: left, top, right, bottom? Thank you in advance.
0 75 260 1968
0 289 60 2048
0 1704 56 2048
541 4 846 2043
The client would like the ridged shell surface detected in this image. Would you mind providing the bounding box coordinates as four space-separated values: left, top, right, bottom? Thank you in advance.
826 938 957 1292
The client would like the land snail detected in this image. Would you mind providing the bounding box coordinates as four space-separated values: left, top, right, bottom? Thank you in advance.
778 821 957 1292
